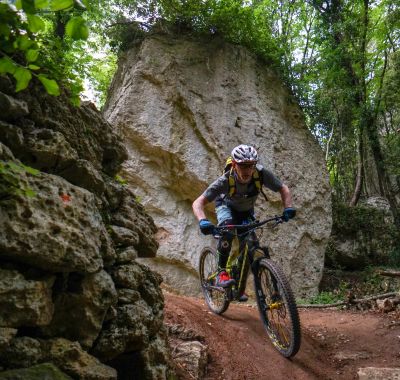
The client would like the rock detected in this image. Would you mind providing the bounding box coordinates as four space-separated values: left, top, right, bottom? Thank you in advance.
104 34 332 298
0 142 14 161
0 92 29 121
117 289 141 304
333 351 370 361
93 263 164 360
0 168 106 273
92 301 157 359
23 129 79 172
376 298 397 313
0 363 72 380
363 196 392 213
41 270 118 348
107 330 173 380
116 247 138 264
110 188 158 258
172 341 207 380
45 338 117 380
0 337 43 368
109 225 140 247
58 159 105 196
0 121 24 156
0 269 54 327
14 86 128 176
357 367 400 380
0 328 17 351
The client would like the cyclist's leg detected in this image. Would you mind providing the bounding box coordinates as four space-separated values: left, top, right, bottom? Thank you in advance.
234 209 256 301
215 205 235 287
215 205 234 269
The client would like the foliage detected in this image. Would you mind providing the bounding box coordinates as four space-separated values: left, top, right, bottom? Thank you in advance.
0 0 90 103
297 280 348 304
114 174 127 185
0 160 39 198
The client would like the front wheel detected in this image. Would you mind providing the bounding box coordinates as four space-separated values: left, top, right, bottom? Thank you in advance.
253 258 301 357
199 247 230 314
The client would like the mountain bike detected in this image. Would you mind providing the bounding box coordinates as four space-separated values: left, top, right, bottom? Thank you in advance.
198 215 301 358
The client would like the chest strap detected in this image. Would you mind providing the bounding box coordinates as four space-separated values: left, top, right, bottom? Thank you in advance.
228 168 268 201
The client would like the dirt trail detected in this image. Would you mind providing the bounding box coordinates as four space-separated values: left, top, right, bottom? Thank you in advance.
164 291 400 380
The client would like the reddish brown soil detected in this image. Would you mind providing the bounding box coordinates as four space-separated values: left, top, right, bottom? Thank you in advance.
164 291 400 380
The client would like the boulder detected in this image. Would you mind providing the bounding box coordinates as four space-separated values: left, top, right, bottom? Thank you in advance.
0 269 54 327
0 166 111 273
41 270 118 348
0 363 72 380
104 34 332 298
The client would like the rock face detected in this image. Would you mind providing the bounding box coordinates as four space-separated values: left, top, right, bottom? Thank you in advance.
0 76 174 378
104 34 332 298
327 198 398 269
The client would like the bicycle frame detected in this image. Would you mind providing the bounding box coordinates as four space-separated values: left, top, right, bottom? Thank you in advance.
213 216 283 300
200 214 301 357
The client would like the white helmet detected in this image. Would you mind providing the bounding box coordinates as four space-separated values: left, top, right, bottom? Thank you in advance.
231 144 258 163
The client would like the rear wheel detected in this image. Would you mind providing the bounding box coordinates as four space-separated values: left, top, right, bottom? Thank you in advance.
199 247 230 314
253 258 301 357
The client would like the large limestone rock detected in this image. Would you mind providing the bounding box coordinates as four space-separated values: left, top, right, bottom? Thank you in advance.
104 34 332 298
0 75 173 378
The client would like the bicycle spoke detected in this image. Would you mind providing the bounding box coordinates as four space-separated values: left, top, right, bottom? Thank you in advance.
254 259 301 357
199 248 230 314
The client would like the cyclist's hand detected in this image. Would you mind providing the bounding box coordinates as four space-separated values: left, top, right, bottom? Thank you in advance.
282 207 296 222
199 219 215 235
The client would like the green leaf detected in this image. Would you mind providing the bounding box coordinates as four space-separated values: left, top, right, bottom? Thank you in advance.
26 49 39 62
0 22 10 37
38 74 60 96
15 0 23 10
16 35 33 50
27 14 45 33
0 57 17 74
65 16 89 40
70 95 81 106
13 67 32 92
34 0 49 9
50 0 73 11
21 0 36 14
28 64 40 70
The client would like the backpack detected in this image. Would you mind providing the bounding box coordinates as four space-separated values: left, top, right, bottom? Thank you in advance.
223 156 268 201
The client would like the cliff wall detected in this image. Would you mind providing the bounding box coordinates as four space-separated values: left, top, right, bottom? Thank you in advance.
104 34 332 298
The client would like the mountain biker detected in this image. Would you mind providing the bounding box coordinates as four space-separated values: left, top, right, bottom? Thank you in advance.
192 144 296 301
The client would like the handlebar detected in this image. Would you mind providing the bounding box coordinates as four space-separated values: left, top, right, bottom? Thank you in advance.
212 215 284 237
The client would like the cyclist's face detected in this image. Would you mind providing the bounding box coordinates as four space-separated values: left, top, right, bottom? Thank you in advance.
234 162 256 184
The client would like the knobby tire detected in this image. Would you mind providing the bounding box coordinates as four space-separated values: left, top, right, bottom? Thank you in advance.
253 258 301 358
199 247 230 315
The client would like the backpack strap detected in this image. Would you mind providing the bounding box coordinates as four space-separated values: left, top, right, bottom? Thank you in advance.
227 167 268 201
253 169 269 202
228 168 236 197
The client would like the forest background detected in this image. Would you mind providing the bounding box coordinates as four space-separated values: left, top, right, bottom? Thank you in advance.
1 0 400 301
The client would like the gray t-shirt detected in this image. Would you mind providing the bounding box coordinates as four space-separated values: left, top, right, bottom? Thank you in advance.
202 164 283 212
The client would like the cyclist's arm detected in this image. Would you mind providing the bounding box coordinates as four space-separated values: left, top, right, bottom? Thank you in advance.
259 166 293 208
192 174 229 221
279 184 293 208
192 194 209 221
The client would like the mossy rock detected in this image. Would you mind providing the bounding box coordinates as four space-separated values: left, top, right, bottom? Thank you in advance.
326 201 400 269
0 363 72 380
